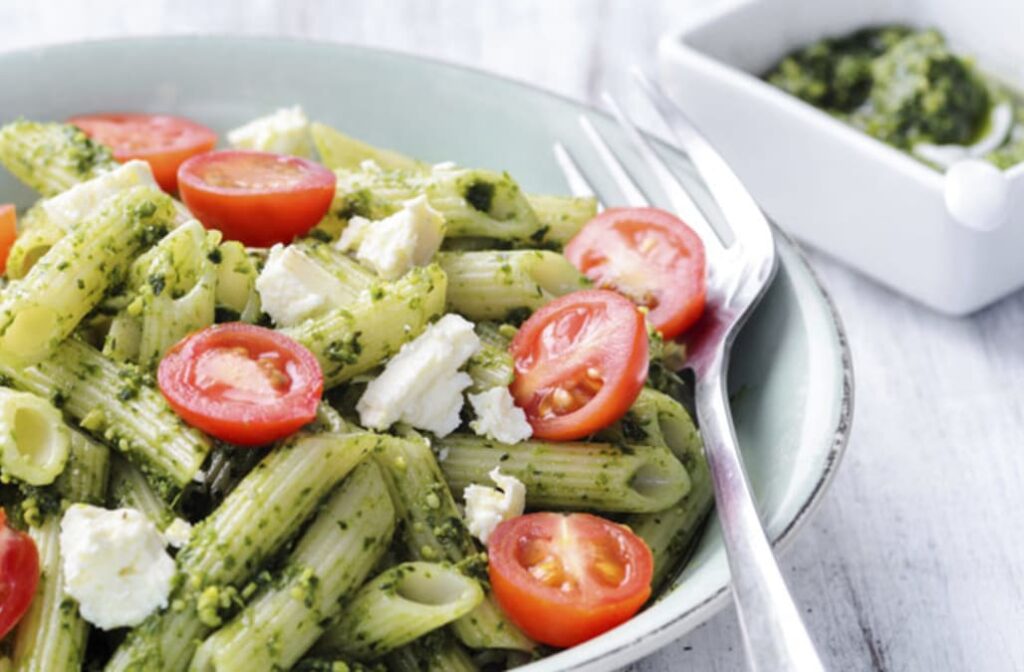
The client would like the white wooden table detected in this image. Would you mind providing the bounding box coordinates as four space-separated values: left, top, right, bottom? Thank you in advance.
3 2 1024 670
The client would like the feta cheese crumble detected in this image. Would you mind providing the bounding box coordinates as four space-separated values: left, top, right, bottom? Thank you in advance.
59 505 176 630
41 160 159 230
360 159 384 174
336 195 444 280
164 517 194 548
463 467 526 543
227 106 313 158
356 314 480 436
468 387 532 444
254 243 349 327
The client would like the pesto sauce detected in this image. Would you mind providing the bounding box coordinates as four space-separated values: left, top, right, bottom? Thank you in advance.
765 26 1024 170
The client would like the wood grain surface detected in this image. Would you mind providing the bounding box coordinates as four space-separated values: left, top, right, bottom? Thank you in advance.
3 2 1023 670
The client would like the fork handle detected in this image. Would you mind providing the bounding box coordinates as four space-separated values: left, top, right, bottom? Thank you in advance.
697 362 825 672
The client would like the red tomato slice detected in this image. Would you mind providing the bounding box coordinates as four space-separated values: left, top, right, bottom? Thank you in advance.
488 512 653 648
177 150 336 248
68 113 217 192
509 290 648 441
0 508 40 639
0 204 16 276
565 207 707 339
157 323 323 446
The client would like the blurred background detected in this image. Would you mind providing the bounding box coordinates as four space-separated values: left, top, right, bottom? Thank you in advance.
3 1 1022 670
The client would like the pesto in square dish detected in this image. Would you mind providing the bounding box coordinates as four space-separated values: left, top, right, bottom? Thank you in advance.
765 26 1024 170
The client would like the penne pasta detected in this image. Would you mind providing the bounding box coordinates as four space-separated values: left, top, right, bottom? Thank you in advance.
0 111 710 671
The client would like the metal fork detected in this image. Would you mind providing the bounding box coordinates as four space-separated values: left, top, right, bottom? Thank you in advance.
553 71 825 672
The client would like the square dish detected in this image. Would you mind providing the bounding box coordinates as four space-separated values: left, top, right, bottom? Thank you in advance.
658 0 1024 315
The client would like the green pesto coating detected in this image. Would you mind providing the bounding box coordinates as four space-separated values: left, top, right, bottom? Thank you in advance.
191 461 395 672
311 122 423 173
0 187 177 366
0 338 210 497
524 194 599 248
373 435 477 565
294 658 386 672
121 221 219 368
466 342 514 395
437 250 587 321
437 434 689 514
283 263 447 389
466 322 516 394
621 389 713 592
330 164 544 242
311 120 592 247
866 30 989 147
11 431 109 672
316 561 484 660
765 26 910 113
4 205 64 280
108 453 176 529
0 121 116 197
105 432 376 672
385 629 479 672
765 26 1024 169
371 436 534 652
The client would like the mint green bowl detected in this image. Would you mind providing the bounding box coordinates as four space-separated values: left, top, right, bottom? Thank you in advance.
0 37 853 671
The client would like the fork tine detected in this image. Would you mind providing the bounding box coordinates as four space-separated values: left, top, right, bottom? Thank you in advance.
577 115 651 207
552 142 604 209
631 69 773 250
601 91 729 256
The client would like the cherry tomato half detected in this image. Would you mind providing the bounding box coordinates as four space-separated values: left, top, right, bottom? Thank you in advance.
68 113 217 192
157 323 323 446
0 508 40 639
488 512 654 648
177 150 336 247
0 205 16 276
509 290 648 441
565 207 706 339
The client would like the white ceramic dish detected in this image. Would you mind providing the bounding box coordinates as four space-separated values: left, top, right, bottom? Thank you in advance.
0 36 853 671
658 0 1024 315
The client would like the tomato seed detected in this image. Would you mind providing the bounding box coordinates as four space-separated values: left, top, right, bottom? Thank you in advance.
593 559 626 586
552 388 574 413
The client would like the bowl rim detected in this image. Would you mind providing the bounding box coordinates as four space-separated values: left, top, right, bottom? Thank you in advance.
657 0 1024 183
0 34 856 669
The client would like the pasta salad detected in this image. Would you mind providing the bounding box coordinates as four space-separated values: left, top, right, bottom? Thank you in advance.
0 106 711 671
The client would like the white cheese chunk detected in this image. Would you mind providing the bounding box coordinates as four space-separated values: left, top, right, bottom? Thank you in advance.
59 504 176 630
254 243 350 327
227 105 313 158
356 314 480 436
468 387 533 444
463 467 526 544
335 216 372 253
336 195 444 280
359 159 384 174
41 160 159 230
163 517 194 548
